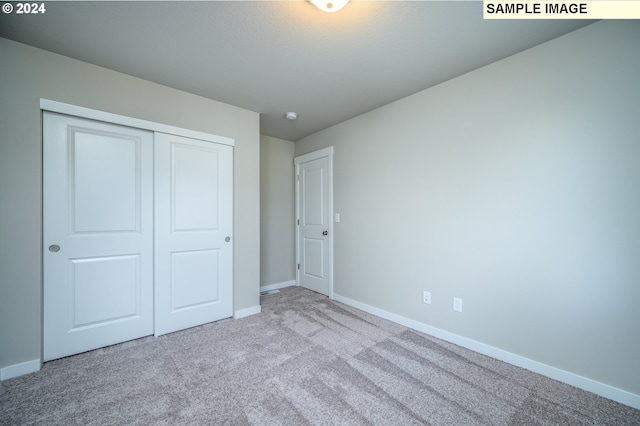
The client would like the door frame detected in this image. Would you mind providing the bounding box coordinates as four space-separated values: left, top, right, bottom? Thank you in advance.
294 146 334 298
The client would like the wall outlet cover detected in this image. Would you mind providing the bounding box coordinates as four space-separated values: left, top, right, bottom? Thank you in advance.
453 297 463 312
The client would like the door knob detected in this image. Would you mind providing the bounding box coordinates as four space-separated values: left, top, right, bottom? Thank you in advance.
49 244 61 253
322 230 328 236
225 236 231 242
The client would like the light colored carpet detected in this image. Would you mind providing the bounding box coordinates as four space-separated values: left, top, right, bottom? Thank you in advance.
1 286 638 425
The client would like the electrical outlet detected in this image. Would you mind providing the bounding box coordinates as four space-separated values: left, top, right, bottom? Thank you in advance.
453 297 462 312
422 291 431 304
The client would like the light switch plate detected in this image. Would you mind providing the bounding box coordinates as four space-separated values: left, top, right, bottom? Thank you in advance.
453 297 463 312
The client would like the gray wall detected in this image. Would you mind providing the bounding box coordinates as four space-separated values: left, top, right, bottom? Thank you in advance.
260 135 296 287
295 21 640 395
0 38 260 369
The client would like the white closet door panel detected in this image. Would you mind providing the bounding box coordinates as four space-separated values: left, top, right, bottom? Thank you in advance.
43 112 154 361
154 133 233 336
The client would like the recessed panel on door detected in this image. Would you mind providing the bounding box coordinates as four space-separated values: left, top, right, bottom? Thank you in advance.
173 144 220 232
72 130 140 233
303 167 324 226
303 238 324 279
43 112 154 362
171 249 220 311
71 255 141 329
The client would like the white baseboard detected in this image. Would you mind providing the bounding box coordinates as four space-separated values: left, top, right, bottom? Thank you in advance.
234 305 262 319
332 293 640 410
0 359 40 381
260 280 296 292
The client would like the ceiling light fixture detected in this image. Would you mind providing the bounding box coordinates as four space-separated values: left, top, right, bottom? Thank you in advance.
285 112 298 120
309 0 349 13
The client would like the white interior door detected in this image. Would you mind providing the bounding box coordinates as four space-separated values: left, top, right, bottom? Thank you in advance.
295 147 333 297
154 133 233 336
43 112 154 361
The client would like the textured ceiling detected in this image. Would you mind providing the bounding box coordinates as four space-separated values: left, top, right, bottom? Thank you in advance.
0 1 593 141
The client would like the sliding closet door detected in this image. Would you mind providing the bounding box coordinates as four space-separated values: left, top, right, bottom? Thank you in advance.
43 112 154 361
154 133 233 336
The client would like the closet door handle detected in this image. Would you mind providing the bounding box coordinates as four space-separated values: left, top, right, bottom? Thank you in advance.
49 244 61 253
225 236 231 242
